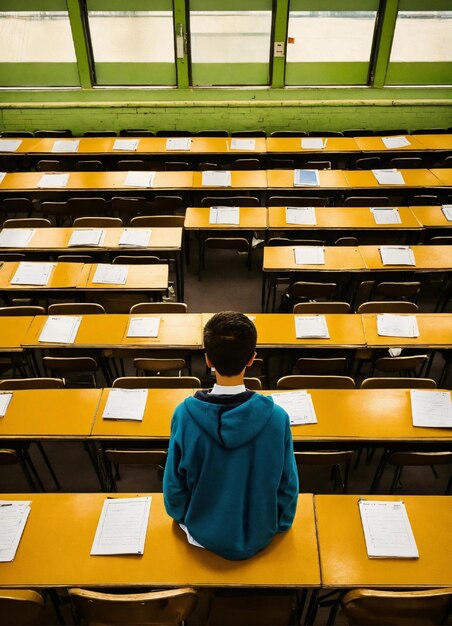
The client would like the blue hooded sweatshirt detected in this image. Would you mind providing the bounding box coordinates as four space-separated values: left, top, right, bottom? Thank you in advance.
163 390 299 561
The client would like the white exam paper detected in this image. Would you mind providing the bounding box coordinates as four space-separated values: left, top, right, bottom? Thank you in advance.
0 392 12 417
295 315 330 339
0 139 22 152
38 315 82 344
441 205 452 222
0 173 5 184
372 169 405 186
119 228 152 247
294 169 320 187
294 246 325 265
382 136 411 149
51 139 80 153
202 170 231 187
376 314 419 338
92 264 128 285
166 138 191 151
209 206 240 225
113 139 139 151
91 496 151 555
102 388 148 422
371 208 401 225
127 316 160 338
359 499 419 558
68 229 103 247
38 173 69 188
0 501 31 562
230 138 256 151
380 246 415 266
411 390 452 428
124 171 155 188
301 138 326 149
272 391 317 425
11 262 55 286
0 229 35 248
286 206 317 225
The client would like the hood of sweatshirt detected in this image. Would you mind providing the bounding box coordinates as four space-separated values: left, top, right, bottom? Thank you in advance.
182 392 275 449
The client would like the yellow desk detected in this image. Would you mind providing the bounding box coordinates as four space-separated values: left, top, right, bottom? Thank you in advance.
0 388 101 439
0 316 34 352
0 493 320 589
362 313 452 349
267 206 421 231
263 246 366 272
360 245 452 271
267 169 349 189
0 262 84 290
315 495 452 588
354 136 427 152
344 169 443 188
184 207 267 230
430 168 452 187
192 170 268 190
23 314 203 349
415 135 452 151
411 206 452 229
266 137 360 154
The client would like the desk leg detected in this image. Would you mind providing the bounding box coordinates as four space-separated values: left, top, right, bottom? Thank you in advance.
261 273 267 311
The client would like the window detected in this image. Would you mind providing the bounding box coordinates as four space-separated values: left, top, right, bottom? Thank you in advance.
85 0 176 86
285 1 379 86
0 1 78 87
189 0 273 86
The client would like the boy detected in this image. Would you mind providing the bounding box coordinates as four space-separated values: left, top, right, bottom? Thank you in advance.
163 311 298 561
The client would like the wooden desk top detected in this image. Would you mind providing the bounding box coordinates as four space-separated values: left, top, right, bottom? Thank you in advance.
0 262 84 290
411 206 452 228
360 245 452 271
354 136 427 152
79 264 169 291
0 171 194 191
184 207 267 229
202 314 366 348
430 168 452 186
315 495 452 588
415 134 452 151
23 314 203 349
268 206 421 230
91 388 452 443
263 246 366 271
266 137 360 153
0 389 101 438
0 227 182 251
267 169 349 189
344 169 443 188
192 170 268 189
0 316 33 352
362 313 452 348
0 493 320 588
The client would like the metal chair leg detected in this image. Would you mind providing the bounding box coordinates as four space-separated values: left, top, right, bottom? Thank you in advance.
35 441 61 490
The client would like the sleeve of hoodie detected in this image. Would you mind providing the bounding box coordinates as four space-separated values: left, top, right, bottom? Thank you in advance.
277 416 299 531
163 408 190 524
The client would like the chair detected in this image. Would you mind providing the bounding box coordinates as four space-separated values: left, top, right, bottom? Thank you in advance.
202 238 251 276
151 195 185 213
67 197 109 218
429 235 452 245
3 217 51 228
57 254 94 263
374 129 409 136
40 200 73 225
2 197 36 217
232 158 261 170
0 589 46 625
343 129 375 137
0 378 64 390
115 160 148 171
0 131 34 138
335 236 358 246
293 302 350 314
92 294 149 313
361 377 437 389
267 158 295 169
69 587 198 626
293 358 347 375
339 587 452 626
344 196 389 207
295 451 354 493
353 157 382 170
134 358 187 376
372 451 452 495
111 196 148 223
359 281 421 303
103 449 168 491
130 215 184 227
268 238 325 247
164 161 190 171
357 301 419 313
42 356 99 388
271 130 307 137
195 130 229 137
72 216 123 227
120 129 155 137
0 450 38 493
304 160 331 170
0 254 26 262
112 255 164 265
34 129 72 138
285 281 337 308
268 195 330 207
155 130 192 137
130 302 187 314
412 128 448 134
372 355 429 377
309 131 343 137
410 194 440 205
244 377 263 390
390 157 424 169
112 376 201 389
198 162 220 171
0 306 45 316
48 303 106 315
36 159 66 172
75 160 104 171
230 130 267 137
277 375 355 389
83 130 117 137
200 196 260 208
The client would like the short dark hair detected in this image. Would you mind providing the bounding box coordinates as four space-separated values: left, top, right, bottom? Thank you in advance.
204 311 257 376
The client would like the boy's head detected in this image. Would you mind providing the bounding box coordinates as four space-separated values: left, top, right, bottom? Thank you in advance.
204 311 257 377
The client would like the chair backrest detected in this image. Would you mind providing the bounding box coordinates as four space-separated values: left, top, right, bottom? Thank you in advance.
412 128 448 134
309 131 343 137
164 161 190 171
36 159 65 172
374 355 428 374
277 375 355 389
353 157 382 170
69 587 198 626
120 129 155 137
390 157 424 169
116 160 148 171
335 237 358 246
293 357 347 375
340 587 452 626
76 160 104 171
113 376 201 389
410 194 440 205
34 129 72 138
361 377 437 389
429 236 452 245
200 196 260 207
271 130 307 137
0 131 34 138
3 218 51 228
83 130 117 137
134 358 187 374
130 302 187 314
48 303 106 315
0 378 64 390
344 196 389 207
130 215 184 227
112 255 163 265
374 129 409 136
155 130 192 137
373 281 421 301
288 281 336 299
232 158 261 170
268 196 330 207
358 301 419 314
243 377 263 390
230 130 266 137
57 254 94 263
73 217 123 227
0 589 45 626
67 197 108 214
343 129 375 137
293 302 350 314
195 130 229 137
151 195 185 212
304 160 331 170
0 306 45 316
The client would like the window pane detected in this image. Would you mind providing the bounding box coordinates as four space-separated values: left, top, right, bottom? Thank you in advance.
190 10 272 85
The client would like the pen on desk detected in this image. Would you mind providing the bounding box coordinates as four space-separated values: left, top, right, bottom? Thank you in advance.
0 503 12 507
